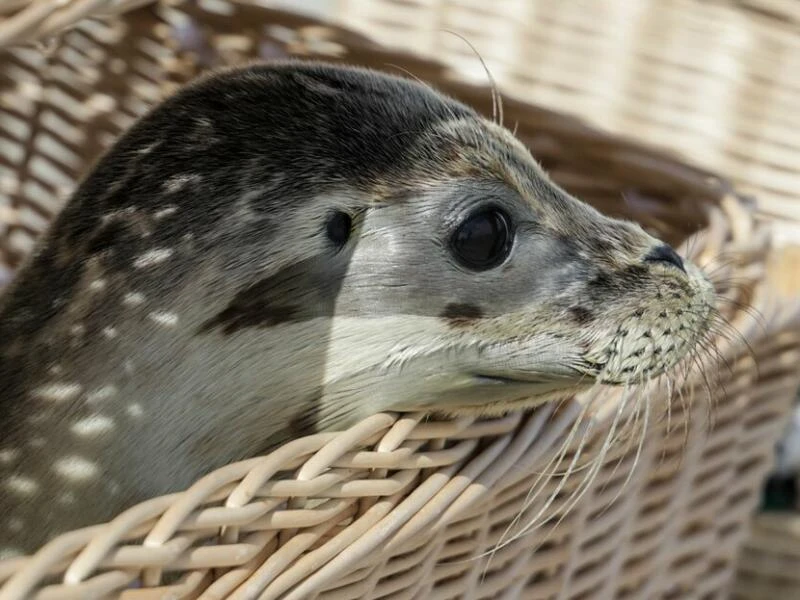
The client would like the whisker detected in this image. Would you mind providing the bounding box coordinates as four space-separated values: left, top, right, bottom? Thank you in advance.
493 406 597 552
481 404 591 565
602 381 651 514
442 29 503 127
504 387 633 552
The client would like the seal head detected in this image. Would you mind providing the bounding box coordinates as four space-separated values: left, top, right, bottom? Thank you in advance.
0 61 714 556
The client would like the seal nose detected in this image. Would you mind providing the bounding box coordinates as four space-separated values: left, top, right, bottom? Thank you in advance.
644 244 685 273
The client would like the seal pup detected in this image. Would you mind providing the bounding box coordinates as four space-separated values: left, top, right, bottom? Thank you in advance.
0 61 714 556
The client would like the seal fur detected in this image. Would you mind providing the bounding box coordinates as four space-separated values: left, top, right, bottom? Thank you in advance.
0 61 714 556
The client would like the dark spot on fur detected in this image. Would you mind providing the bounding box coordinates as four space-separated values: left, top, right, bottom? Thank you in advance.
85 216 136 256
589 271 614 294
198 254 350 335
287 405 319 439
200 301 299 335
569 306 594 325
258 390 323 454
440 303 484 327
592 237 613 254
622 265 649 281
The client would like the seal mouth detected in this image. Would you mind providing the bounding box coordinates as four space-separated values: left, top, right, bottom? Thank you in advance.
470 371 595 387
418 370 598 414
472 374 553 385
468 353 606 387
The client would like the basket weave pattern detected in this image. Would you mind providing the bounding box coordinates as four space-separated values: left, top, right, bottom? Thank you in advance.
0 3 799 599
332 0 800 233
734 513 800 599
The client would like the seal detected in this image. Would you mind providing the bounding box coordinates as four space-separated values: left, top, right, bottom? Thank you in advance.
0 61 715 557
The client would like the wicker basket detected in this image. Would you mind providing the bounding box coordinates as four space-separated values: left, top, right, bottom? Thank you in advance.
1 2 800 599
734 512 800 599
326 0 800 245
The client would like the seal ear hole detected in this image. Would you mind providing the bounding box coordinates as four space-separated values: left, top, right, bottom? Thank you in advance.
325 211 352 248
449 206 514 271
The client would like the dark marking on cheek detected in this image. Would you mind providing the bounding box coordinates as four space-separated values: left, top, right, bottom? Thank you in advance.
85 218 132 255
440 302 484 327
590 271 613 291
590 265 653 302
587 270 616 302
622 265 649 281
569 306 594 325
199 301 299 335
197 253 350 335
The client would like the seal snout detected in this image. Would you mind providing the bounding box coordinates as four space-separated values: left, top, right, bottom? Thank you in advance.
643 244 685 273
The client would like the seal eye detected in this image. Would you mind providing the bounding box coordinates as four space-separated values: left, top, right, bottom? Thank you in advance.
450 207 513 270
326 211 352 248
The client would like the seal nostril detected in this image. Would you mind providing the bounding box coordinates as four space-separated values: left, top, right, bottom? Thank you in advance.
644 244 685 273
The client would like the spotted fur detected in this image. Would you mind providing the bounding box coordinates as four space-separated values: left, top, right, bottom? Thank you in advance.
0 61 714 556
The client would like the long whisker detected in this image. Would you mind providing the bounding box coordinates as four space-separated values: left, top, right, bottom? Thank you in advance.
504 387 632 550
482 403 595 564
442 29 503 127
474 402 589 578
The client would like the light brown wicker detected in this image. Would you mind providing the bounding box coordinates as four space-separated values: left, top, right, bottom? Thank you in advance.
734 512 800 600
1 2 800 599
328 0 800 236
